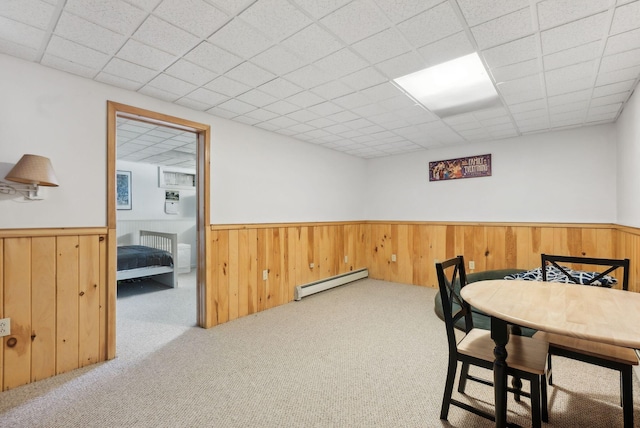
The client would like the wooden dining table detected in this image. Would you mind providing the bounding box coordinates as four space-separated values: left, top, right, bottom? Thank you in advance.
461 279 640 428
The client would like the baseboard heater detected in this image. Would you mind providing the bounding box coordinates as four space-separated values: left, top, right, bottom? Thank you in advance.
294 268 368 301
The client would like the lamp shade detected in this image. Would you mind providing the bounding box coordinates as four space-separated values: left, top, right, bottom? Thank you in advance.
5 154 59 187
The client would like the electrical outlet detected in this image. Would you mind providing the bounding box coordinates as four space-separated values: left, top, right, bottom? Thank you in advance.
344 256 348 263
0 318 10 337
309 263 314 269
469 260 475 270
391 254 397 262
262 270 268 281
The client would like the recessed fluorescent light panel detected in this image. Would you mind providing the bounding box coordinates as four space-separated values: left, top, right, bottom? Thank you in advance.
393 53 501 118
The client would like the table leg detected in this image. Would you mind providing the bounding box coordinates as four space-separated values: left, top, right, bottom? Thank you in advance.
491 316 510 428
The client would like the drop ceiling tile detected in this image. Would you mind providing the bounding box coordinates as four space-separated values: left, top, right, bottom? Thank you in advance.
217 98 257 114
65 0 147 35
208 0 256 16
491 59 540 83
207 105 240 119
259 78 303 98
147 73 197 96
417 31 475 67
537 0 611 30
373 0 442 23
547 76 593 96
154 0 229 38
285 64 332 89
589 102 623 116
542 41 601 70
133 16 200 56
593 79 636 97
547 89 591 106
500 86 545 104
324 123 351 134
345 118 375 130
263 99 299 115
95 71 142 90
332 92 373 110
288 123 315 133
244 108 279 122
286 90 326 108
266 116 299 129
352 103 389 117
41 53 97 78
54 12 125 54
0 16 45 49
184 42 242 74
457 0 529 26
604 27 640 55
102 58 157 83
549 100 589 114
540 12 608 55
280 24 343 63
320 0 390 44
236 89 279 107
361 82 403 102
600 48 640 72
0 38 38 61
376 51 428 79
307 117 337 128
205 75 251 96
587 111 619 122
340 67 388 91
138 84 181 102
611 1 640 35
291 0 351 19
46 35 110 69
251 45 307 75
596 65 640 85
351 28 412 64
306 101 343 116
310 81 355 100
287 109 321 123
126 0 162 12
208 18 272 59
512 108 548 121
590 91 630 106
496 74 542 97
179 87 228 106
0 0 55 29
482 35 537 69
165 59 218 86
545 60 596 88
471 7 532 50
225 61 276 86
240 0 311 41
116 39 176 71
397 2 461 47
174 97 212 111
328 110 360 123
233 115 262 126
313 48 369 80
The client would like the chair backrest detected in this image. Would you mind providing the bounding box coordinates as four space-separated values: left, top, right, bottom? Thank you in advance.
541 254 630 290
435 256 473 353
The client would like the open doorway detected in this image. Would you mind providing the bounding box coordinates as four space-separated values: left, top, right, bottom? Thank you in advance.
106 101 211 360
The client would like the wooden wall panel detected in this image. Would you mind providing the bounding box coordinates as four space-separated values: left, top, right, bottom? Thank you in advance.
56 236 79 375
3 238 31 390
78 235 100 368
227 230 239 321
31 237 56 382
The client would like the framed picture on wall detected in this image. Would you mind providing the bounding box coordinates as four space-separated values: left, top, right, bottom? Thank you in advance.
116 170 132 210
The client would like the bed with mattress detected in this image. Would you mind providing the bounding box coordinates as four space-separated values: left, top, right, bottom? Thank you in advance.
117 230 178 288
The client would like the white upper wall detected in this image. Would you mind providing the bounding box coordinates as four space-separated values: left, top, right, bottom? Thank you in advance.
364 124 618 223
616 89 640 228
0 54 367 228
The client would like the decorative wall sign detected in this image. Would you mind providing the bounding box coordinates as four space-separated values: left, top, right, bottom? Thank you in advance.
429 154 492 181
116 170 132 210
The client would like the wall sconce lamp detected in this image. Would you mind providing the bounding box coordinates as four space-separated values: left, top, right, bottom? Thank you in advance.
0 154 59 200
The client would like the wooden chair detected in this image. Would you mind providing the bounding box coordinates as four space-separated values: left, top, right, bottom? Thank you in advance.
436 256 549 427
533 254 637 428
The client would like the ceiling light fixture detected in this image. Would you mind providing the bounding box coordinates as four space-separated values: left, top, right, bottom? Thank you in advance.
393 53 500 118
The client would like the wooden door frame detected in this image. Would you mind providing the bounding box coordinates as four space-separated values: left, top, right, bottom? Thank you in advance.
106 101 212 359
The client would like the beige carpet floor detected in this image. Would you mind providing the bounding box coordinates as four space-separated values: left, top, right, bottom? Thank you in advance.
0 276 637 427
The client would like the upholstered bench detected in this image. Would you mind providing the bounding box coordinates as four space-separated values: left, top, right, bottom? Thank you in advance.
433 268 538 337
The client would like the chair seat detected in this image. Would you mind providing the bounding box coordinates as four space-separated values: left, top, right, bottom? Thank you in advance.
459 328 548 374
534 331 639 366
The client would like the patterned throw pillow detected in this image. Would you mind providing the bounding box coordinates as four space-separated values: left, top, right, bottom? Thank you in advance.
504 265 617 287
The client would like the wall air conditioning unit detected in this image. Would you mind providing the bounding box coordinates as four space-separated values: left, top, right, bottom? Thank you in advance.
158 166 196 189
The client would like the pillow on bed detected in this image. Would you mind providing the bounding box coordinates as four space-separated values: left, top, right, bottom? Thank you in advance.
504 265 617 287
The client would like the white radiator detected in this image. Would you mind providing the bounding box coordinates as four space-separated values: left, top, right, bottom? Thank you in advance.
294 268 368 300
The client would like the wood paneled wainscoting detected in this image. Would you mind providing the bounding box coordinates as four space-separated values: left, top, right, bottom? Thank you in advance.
209 221 640 327
0 228 108 391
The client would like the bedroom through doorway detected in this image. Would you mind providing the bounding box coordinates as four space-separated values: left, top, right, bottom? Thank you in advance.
110 105 206 359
